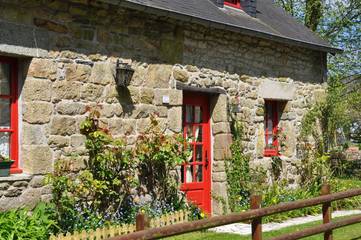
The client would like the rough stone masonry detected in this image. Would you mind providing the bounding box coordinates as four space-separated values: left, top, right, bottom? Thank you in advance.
0 0 326 215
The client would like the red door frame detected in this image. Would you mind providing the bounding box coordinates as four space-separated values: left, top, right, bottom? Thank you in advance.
0 56 20 173
181 92 212 214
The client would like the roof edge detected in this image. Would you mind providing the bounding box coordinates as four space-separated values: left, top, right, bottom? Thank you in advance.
100 0 342 54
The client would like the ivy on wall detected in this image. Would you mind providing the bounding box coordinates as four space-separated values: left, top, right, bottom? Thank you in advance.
225 120 252 212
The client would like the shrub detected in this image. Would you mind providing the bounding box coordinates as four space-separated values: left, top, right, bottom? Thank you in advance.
0 203 58 239
47 111 192 233
134 116 190 213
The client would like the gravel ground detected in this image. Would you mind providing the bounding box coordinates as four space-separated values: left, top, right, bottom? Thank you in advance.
210 210 361 235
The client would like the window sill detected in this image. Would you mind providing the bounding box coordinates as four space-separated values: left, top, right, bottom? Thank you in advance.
10 168 23 174
224 2 242 9
264 149 279 157
0 173 32 182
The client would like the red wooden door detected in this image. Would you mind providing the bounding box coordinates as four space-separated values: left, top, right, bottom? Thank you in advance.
181 92 211 214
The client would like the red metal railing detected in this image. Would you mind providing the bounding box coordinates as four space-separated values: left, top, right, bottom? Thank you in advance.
108 184 361 240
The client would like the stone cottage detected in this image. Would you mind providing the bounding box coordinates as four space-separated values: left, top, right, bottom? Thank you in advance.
0 0 340 215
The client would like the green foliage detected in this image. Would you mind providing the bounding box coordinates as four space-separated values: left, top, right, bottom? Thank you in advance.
0 203 58 239
225 120 354 222
47 111 191 233
297 153 333 187
300 78 350 153
225 121 251 212
332 178 361 210
261 182 320 222
305 0 323 31
134 116 189 205
271 156 282 181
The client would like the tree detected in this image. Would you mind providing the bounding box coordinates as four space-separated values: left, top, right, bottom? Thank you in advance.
305 0 323 31
275 0 361 78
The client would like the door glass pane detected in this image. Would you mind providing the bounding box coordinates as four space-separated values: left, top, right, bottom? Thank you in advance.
0 132 10 158
186 165 193 183
196 145 202 162
0 63 10 95
188 145 194 163
185 105 193 123
194 106 202 123
194 126 202 142
195 165 203 182
186 126 193 142
0 99 10 128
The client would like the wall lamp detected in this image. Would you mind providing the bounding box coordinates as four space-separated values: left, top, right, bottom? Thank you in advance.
116 60 134 87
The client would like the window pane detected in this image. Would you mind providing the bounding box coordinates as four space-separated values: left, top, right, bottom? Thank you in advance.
186 165 193 183
0 63 10 95
188 145 194 162
194 106 202 123
195 145 202 162
194 126 202 142
0 132 10 158
195 165 203 182
267 134 273 145
185 105 193 123
186 126 193 142
0 99 10 128
267 118 273 132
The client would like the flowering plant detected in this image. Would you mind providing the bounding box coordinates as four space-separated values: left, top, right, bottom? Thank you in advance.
0 155 13 162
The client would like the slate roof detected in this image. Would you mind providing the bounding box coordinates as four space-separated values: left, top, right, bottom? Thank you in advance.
102 0 341 53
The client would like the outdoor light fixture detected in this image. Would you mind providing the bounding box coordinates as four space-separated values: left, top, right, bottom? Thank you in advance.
116 60 134 87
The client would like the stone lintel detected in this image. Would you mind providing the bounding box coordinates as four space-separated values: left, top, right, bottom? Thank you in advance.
0 20 49 58
176 81 227 95
258 79 295 101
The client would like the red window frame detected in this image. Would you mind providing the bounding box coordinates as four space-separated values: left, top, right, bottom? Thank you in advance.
0 56 20 174
264 101 279 157
224 0 242 9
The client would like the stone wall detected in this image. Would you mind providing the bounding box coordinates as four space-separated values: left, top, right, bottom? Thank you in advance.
0 0 327 214
0 174 51 211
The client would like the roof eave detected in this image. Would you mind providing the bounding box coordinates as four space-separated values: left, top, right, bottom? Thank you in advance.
99 0 343 54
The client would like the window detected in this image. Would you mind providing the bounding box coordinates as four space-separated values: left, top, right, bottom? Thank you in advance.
224 0 242 9
264 101 279 156
0 57 20 173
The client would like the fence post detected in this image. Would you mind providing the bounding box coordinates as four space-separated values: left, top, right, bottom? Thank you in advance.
136 213 150 231
321 184 333 240
251 195 262 240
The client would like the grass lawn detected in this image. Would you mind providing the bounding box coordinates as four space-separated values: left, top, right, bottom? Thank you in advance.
164 216 361 240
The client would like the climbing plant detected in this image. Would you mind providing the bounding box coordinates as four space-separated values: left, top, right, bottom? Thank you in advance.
225 120 251 212
300 77 350 153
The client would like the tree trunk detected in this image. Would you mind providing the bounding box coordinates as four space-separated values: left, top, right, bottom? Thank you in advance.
305 0 323 31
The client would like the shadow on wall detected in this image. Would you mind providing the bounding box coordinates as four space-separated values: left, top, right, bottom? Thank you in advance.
116 87 135 115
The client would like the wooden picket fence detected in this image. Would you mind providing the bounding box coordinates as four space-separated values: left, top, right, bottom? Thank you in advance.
49 210 189 240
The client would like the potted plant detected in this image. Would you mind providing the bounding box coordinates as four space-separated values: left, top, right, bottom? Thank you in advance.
0 155 14 177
